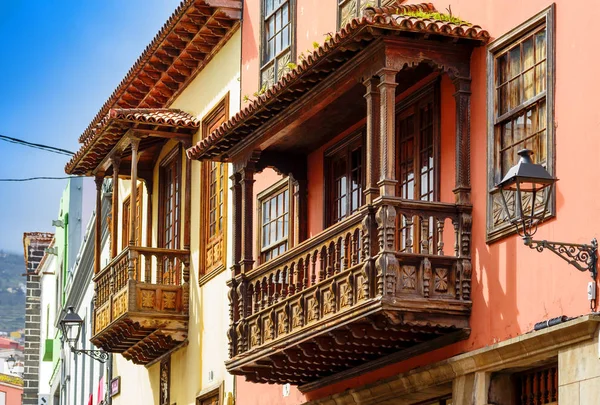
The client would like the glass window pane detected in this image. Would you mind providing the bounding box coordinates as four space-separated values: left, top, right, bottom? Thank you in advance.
535 29 546 61
522 37 534 69
535 62 546 95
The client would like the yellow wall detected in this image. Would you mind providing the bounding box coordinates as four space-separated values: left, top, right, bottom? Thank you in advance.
111 29 241 405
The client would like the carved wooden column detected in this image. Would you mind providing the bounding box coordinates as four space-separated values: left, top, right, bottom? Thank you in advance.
183 142 192 251
293 178 308 245
128 137 140 281
240 154 259 274
110 156 121 259
453 76 472 205
377 68 398 197
229 172 243 356
374 68 400 297
363 76 381 204
94 175 103 275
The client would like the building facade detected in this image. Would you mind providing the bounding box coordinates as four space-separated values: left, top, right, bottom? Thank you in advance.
64 1 242 404
187 0 600 404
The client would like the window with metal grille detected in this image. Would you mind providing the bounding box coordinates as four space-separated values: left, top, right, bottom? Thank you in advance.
261 0 294 89
487 6 555 242
326 133 364 226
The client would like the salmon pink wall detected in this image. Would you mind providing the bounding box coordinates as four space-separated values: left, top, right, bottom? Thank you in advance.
238 0 600 403
0 382 22 405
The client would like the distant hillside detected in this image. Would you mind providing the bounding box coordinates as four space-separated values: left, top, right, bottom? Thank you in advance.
0 252 25 332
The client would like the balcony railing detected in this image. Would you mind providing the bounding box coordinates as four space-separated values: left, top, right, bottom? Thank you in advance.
91 246 190 364
227 198 472 385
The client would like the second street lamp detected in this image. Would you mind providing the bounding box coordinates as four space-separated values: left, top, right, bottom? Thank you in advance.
59 306 108 363
496 149 597 280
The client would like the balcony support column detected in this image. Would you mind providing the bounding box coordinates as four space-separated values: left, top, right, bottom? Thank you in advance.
373 68 400 297
452 76 472 205
128 137 141 281
110 156 121 259
239 153 259 274
377 68 398 197
363 76 380 204
94 175 103 275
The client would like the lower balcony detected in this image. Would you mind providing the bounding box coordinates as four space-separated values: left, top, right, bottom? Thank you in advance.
91 246 190 364
227 198 472 385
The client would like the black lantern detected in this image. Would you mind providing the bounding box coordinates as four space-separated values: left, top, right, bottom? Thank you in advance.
6 355 16 372
59 306 108 363
59 306 83 348
496 149 597 280
497 149 556 240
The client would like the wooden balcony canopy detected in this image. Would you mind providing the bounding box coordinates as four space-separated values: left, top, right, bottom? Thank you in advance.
186 2 489 162
65 0 242 175
65 108 200 176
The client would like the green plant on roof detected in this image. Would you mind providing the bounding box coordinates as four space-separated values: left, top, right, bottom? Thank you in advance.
313 41 320 49
400 5 469 26
243 94 250 103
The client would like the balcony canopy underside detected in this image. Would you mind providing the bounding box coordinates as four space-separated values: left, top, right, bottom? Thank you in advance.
228 298 470 385
91 312 188 365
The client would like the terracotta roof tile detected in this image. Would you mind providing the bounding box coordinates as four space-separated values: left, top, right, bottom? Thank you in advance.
187 3 489 161
66 109 200 175
65 0 241 175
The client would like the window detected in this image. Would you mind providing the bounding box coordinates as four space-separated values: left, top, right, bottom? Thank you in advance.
261 0 294 89
338 0 395 28
515 364 558 404
325 134 364 226
122 184 143 249
159 147 181 252
258 179 292 262
202 96 229 276
395 84 440 253
0 391 5 405
196 383 223 405
487 6 554 242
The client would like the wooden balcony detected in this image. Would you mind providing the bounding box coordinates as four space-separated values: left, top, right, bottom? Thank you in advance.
91 246 190 364
226 199 472 385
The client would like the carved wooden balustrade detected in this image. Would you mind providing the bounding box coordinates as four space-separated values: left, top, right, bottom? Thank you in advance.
227 199 473 386
91 246 190 365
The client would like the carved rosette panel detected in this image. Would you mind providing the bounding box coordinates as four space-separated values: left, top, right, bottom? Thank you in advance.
291 301 303 330
112 290 128 319
261 65 275 90
339 282 350 309
276 50 292 82
250 322 260 348
277 310 287 337
434 268 449 293
400 265 417 291
95 305 110 334
162 291 177 310
306 295 319 324
322 286 336 316
263 315 274 343
356 274 367 301
141 290 156 309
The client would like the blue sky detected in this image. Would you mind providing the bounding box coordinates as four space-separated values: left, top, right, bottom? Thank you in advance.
0 1 179 254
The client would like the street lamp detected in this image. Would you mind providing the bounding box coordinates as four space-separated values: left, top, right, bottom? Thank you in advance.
6 355 16 373
59 306 108 363
496 149 597 280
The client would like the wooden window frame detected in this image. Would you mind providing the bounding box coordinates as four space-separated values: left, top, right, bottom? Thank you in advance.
324 131 365 227
195 381 224 405
158 145 183 250
259 0 296 89
200 94 229 282
121 184 143 249
257 177 295 264
486 5 555 243
395 81 441 202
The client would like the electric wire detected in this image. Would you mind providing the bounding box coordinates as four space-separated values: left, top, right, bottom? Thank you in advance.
0 134 75 156
0 176 80 182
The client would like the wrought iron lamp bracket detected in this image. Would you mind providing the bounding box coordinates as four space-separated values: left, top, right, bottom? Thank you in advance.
70 348 109 363
523 237 598 280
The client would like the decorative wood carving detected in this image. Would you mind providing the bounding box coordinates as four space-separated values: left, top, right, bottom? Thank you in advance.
376 68 399 197
159 357 170 405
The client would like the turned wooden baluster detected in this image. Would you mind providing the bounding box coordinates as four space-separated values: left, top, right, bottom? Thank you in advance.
253 282 260 314
352 229 360 265
314 250 321 284
144 252 151 283
334 239 341 275
405 214 414 253
343 234 350 271
281 268 288 300
328 243 335 277
305 254 311 290
420 216 429 254
272 273 279 303
437 218 445 255
453 219 460 257
289 263 296 296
